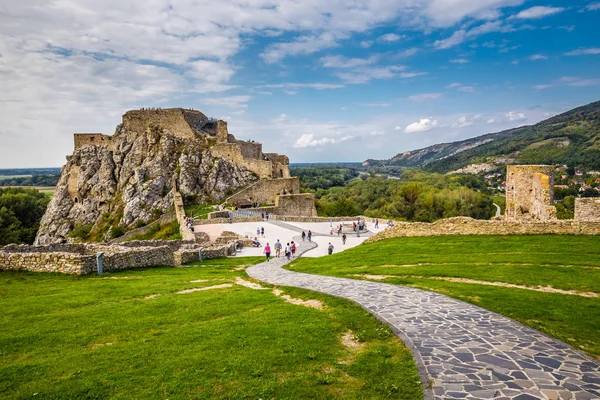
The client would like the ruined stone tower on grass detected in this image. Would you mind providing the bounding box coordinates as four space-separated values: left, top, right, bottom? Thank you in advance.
505 165 556 221
36 108 314 245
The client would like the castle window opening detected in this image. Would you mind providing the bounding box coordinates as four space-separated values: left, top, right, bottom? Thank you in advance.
74 197 79 203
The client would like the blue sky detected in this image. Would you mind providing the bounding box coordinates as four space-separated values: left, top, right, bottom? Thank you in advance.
0 0 599 167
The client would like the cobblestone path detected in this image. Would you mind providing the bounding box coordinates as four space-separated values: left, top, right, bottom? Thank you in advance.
246 238 600 400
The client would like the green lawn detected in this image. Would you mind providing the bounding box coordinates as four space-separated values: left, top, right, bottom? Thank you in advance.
288 235 600 359
0 258 422 399
185 203 215 220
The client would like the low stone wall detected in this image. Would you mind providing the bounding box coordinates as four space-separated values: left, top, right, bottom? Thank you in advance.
366 217 600 243
96 246 175 274
226 177 300 205
208 210 230 219
575 198 600 221
0 250 95 274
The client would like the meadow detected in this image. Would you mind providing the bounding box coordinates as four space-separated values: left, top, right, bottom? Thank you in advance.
0 258 422 399
288 235 600 359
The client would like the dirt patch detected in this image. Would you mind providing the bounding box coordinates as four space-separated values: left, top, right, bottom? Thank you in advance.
234 277 266 290
90 342 114 349
176 284 233 294
351 274 395 280
144 294 161 300
341 330 364 350
272 288 324 310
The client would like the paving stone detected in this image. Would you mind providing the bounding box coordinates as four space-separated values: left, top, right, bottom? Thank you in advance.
246 237 600 399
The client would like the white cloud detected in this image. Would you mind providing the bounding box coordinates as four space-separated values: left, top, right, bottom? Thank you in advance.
565 48 600 56
585 2 600 11
512 6 565 19
378 33 403 42
334 66 425 84
261 32 344 64
434 30 467 49
396 48 420 58
450 58 470 64
506 111 526 121
202 95 252 109
560 77 600 87
369 130 385 136
363 102 391 107
528 54 548 60
452 115 474 128
425 0 525 27
395 125 402 130
293 133 353 148
408 93 442 101
258 83 345 90
320 55 379 68
405 119 438 133
487 118 498 124
447 83 476 92
359 40 373 48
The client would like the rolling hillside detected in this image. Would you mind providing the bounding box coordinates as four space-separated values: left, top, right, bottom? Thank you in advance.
365 100 600 173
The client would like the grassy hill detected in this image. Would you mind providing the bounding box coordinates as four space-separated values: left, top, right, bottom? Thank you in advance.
365 100 600 173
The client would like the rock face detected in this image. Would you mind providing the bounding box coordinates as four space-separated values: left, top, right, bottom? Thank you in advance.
35 109 259 245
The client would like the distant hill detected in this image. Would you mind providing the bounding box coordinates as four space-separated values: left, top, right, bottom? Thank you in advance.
365 100 600 173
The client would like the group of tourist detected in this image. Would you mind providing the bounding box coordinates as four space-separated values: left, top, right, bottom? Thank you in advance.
263 239 297 261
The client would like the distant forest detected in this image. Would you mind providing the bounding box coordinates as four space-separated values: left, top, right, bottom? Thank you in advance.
0 188 50 245
0 168 60 187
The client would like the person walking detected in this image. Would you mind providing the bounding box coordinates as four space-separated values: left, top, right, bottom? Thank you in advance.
274 239 282 257
328 242 334 255
342 233 347 245
307 230 312 242
256 227 260 237
285 243 291 260
301 231 306 241
264 243 271 262
375 219 379 229
261 226 265 238
291 241 296 257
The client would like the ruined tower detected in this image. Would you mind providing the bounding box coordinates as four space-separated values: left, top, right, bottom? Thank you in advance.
505 165 556 221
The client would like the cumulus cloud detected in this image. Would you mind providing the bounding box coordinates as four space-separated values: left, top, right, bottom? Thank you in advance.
293 133 353 148
452 115 474 128
565 48 600 56
404 119 438 133
378 33 403 42
506 111 526 121
512 6 566 19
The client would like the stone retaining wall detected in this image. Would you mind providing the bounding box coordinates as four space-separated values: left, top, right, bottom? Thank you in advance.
110 212 176 243
117 240 197 251
0 241 238 275
366 216 600 243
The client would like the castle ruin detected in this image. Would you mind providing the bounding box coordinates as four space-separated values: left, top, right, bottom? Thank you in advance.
505 165 556 221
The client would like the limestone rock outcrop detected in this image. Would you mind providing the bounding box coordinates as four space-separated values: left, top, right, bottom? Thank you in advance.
35 109 266 245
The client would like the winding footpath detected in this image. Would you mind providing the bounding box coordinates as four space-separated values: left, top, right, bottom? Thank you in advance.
247 237 600 400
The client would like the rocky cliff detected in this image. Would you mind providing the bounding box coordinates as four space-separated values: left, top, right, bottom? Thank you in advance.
35 109 258 245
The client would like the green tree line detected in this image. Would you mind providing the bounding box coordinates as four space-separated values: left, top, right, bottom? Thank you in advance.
0 188 50 245
315 173 494 221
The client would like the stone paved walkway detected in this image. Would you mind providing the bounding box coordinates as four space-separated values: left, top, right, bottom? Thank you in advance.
246 237 600 400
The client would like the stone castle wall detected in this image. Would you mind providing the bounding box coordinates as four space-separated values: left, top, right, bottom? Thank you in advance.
122 109 207 140
366 217 600 243
274 193 317 217
74 134 115 151
226 177 300 205
506 165 556 221
575 198 600 221
210 144 273 179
